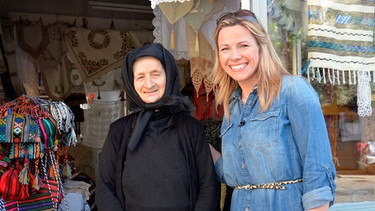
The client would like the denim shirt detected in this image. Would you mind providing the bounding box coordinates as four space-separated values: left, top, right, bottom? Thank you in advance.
215 76 336 211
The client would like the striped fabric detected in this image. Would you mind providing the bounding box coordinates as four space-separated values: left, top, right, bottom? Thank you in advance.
307 0 375 117
2 179 61 211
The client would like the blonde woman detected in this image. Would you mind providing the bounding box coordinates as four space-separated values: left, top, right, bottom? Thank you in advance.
209 9 336 211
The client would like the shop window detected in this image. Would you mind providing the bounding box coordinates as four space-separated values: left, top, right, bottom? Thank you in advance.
267 0 375 174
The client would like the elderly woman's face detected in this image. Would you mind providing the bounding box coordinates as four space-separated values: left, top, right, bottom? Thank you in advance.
133 56 166 103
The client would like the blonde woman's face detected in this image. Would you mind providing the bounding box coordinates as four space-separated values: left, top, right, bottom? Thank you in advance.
133 56 166 103
217 25 260 90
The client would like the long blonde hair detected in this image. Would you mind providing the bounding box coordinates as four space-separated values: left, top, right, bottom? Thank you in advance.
211 14 291 120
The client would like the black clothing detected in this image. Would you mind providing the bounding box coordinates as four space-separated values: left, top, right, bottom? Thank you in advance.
97 112 219 211
96 43 219 211
122 112 190 210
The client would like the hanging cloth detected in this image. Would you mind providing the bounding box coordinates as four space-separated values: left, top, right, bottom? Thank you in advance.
306 0 375 117
157 0 194 50
184 0 212 55
64 28 139 82
39 54 72 100
13 24 39 97
16 18 50 60
37 24 68 70
38 25 72 100
153 6 189 60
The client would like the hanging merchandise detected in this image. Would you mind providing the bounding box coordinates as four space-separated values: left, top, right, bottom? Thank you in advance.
16 18 50 60
153 6 189 60
306 0 375 117
64 27 140 82
157 0 194 50
186 0 239 99
38 24 72 101
0 95 77 210
184 0 212 53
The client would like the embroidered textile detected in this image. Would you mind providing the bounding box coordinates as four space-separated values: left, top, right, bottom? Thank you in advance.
16 19 49 60
0 96 69 208
64 28 139 82
38 25 68 70
40 55 72 101
307 0 375 117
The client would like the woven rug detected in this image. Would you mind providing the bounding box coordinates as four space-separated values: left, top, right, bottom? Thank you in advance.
307 0 375 117
64 28 140 82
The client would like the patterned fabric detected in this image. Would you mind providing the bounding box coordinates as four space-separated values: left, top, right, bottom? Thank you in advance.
0 198 4 211
15 19 50 60
64 28 139 82
0 167 26 200
0 116 7 142
9 142 42 159
10 114 26 143
81 101 121 148
2 179 61 211
0 95 66 208
0 113 40 144
307 0 375 117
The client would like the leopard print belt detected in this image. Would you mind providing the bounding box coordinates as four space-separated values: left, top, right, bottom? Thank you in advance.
235 178 303 190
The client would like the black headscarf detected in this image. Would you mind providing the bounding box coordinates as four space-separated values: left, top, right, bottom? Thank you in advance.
122 42 195 151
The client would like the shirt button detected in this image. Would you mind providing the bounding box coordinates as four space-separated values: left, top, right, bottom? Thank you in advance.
238 140 242 146
241 163 246 169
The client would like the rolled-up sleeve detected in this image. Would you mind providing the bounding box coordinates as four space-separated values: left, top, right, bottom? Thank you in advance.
287 77 336 210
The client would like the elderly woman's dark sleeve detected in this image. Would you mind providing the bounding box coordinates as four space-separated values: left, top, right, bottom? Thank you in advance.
96 120 125 211
191 119 220 211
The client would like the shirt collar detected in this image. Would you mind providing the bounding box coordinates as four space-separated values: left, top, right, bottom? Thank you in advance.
232 84 258 101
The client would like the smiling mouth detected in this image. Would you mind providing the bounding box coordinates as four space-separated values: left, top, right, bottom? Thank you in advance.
144 90 157 94
230 63 247 70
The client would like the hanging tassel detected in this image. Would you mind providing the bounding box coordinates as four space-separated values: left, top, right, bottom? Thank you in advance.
17 159 30 200
30 170 43 190
31 160 42 190
60 147 72 179
61 162 72 179
18 165 30 185
19 150 30 185
195 32 199 52
170 28 175 49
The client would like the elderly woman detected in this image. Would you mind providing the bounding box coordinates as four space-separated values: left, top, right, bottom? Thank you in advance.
96 43 219 211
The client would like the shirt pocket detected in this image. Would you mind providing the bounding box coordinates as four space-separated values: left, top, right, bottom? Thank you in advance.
247 109 280 150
